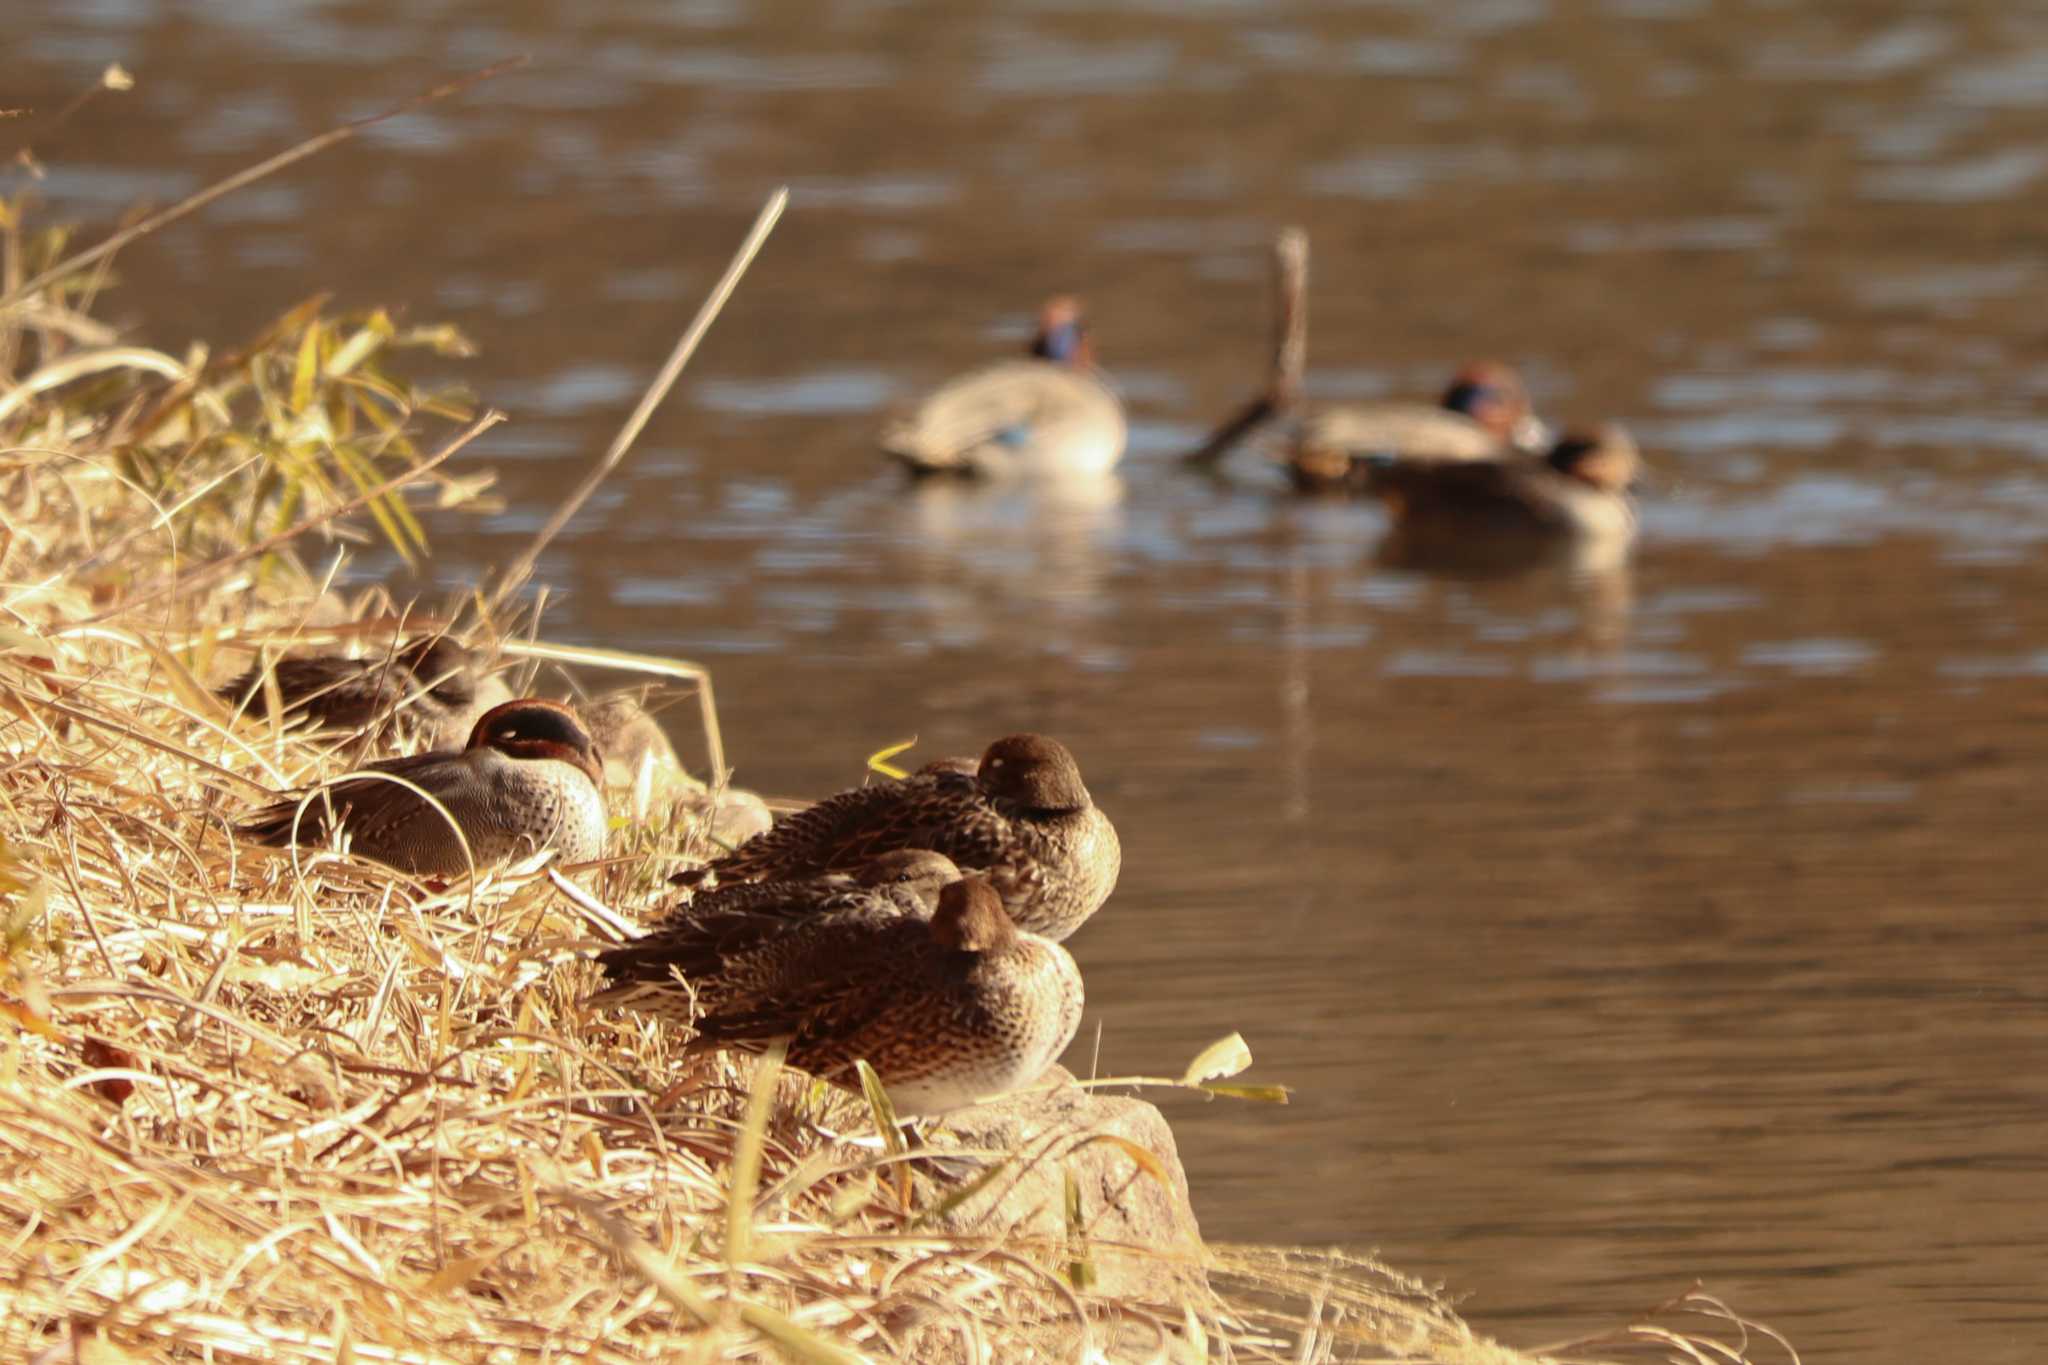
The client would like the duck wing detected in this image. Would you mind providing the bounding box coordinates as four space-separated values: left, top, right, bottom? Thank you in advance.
1374 458 1575 532
683 917 943 1055
882 361 1119 475
593 883 906 1005
710 769 969 880
236 750 471 849
219 656 395 729
654 871 864 922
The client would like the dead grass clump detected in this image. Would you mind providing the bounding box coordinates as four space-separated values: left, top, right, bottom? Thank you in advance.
0 120 1794 1361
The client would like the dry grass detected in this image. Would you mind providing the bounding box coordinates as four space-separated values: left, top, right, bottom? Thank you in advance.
0 87 1797 1363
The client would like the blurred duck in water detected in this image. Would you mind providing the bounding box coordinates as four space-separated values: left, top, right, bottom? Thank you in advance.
881 296 1126 480
1285 361 1552 495
1370 423 1643 570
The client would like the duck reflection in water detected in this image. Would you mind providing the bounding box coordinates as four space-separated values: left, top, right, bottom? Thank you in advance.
1368 424 1642 574
1363 424 1643 651
898 471 1125 642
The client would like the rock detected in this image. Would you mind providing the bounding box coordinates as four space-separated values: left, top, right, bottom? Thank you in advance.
912 1066 1209 1305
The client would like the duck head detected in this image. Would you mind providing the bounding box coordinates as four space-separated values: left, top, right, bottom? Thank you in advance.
467 699 605 788
582 691 679 770
1440 361 1547 451
930 877 1016 952
397 635 484 707
856 848 964 910
1028 295 1094 368
1547 424 1640 493
977 733 1091 813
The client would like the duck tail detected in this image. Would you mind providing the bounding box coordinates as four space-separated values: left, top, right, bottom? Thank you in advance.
587 942 710 1018
236 799 306 848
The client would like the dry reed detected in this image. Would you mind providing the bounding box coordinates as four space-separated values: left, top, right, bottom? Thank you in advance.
0 88 1796 1363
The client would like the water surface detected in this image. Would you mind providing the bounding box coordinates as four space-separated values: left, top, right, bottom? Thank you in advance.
15 3 2048 1359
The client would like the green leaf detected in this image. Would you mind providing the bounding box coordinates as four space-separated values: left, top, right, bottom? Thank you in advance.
1180 1032 1253 1086
1063 1170 1096 1289
329 442 417 566
1198 1082 1292 1104
395 322 476 357
289 319 321 414
864 737 919 781
725 1039 784 1269
326 310 394 377
855 1059 905 1155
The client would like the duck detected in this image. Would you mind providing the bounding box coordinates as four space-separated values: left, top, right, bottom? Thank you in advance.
581 691 680 792
880 296 1126 480
579 690 775 846
596 876 1083 1117
237 698 608 877
1285 361 1552 495
697 733 1120 942
218 635 512 748
1371 423 1642 552
590 849 964 1020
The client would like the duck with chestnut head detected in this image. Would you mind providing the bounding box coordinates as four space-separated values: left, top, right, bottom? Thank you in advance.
596 876 1083 1117
881 296 1126 481
1286 361 1552 495
218 635 512 749
237 698 608 877
700 733 1120 942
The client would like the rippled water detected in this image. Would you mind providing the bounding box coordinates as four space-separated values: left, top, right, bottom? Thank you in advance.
17 2 2048 1359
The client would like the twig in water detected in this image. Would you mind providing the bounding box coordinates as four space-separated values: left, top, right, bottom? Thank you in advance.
6 64 133 166
1182 226 1309 469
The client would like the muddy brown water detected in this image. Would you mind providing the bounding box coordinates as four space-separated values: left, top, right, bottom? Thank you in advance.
16 2 2048 1358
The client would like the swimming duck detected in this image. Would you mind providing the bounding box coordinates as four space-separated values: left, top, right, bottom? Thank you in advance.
699 733 1119 942
237 698 608 877
881 296 1126 480
218 635 512 748
598 876 1083 1117
591 849 963 1019
1286 361 1551 495
1372 423 1642 548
